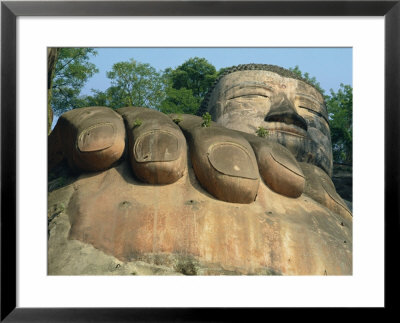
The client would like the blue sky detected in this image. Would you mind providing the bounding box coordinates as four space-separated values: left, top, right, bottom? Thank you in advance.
81 47 352 96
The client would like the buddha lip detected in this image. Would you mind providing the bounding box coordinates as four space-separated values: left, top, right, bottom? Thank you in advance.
264 122 308 137
265 113 308 131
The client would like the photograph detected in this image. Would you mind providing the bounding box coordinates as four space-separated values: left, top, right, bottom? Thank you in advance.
47 47 353 276
2 0 396 318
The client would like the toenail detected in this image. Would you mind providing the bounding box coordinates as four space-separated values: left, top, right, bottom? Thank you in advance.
78 123 116 152
134 130 180 162
207 143 258 179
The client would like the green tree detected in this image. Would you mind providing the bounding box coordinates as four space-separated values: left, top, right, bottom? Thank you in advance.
160 58 218 115
160 87 199 114
76 89 111 107
326 84 353 164
217 66 230 76
104 59 166 109
51 48 98 115
48 48 59 134
170 57 218 99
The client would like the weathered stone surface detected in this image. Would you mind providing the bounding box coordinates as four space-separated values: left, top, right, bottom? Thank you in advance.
175 114 259 204
60 160 352 275
300 163 352 220
171 114 305 201
48 106 126 172
48 184 183 275
48 64 352 276
240 132 305 198
117 107 187 184
204 69 333 177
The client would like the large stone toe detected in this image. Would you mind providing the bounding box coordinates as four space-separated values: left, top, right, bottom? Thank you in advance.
241 133 305 198
174 114 260 204
77 123 116 153
300 163 352 219
50 106 126 172
117 107 187 184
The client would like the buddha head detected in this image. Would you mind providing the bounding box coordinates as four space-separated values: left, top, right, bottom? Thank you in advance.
199 64 333 177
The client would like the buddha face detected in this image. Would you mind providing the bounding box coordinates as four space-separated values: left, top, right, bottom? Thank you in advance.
207 70 333 176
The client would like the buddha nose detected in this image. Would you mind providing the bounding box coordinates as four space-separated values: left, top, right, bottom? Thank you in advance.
265 94 308 131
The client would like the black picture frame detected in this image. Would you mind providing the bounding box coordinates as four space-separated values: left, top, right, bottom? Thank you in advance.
1 1 398 321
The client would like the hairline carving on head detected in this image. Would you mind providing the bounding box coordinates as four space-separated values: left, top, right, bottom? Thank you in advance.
197 63 325 116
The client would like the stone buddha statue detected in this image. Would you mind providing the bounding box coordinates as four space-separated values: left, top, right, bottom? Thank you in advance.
48 64 352 275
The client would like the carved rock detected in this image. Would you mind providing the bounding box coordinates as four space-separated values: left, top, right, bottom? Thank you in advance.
48 106 125 172
48 64 352 275
204 69 333 176
63 160 352 275
117 107 187 184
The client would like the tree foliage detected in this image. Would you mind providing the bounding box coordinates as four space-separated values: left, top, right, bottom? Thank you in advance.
217 66 230 76
160 86 199 114
76 89 111 107
48 48 59 133
74 56 218 115
105 59 166 109
51 48 98 114
78 59 167 110
170 57 218 99
326 84 353 164
160 58 218 114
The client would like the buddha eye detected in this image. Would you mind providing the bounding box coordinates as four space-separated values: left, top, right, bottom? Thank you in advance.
230 93 270 100
225 83 274 101
226 88 272 100
298 105 318 113
298 105 324 117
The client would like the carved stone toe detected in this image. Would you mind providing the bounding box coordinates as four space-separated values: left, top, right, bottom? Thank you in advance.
117 107 187 184
176 114 260 203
